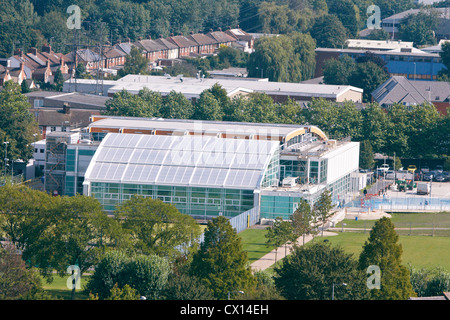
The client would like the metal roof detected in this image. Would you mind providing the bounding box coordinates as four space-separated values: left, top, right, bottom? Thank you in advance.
84 133 279 189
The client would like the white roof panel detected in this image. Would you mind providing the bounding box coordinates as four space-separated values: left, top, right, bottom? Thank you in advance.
85 133 279 189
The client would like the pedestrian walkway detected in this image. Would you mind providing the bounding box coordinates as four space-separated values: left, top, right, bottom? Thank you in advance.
250 231 338 272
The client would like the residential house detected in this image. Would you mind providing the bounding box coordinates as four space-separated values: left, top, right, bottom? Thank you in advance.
134 37 167 63
207 30 236 49
187 32 218 55
166 34 198 58
102 46 127 69
371 76 450 114
226 28 255 53
64 48 103 73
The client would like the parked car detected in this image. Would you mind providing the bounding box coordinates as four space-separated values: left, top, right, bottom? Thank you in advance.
435 165 444 173
407 165 417 173
423 171 437 181
420 166 429 173
434 172 449 182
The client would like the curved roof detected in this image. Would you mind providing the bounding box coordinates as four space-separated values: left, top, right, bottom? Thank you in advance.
84 133 279 190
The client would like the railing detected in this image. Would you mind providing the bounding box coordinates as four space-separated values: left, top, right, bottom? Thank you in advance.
347 196 450 212
197 207 259 244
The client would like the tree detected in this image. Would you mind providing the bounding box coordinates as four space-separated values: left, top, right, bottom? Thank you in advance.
360 103 389 153
409 266 450 298
162 272 215 300
21 194 123 299
241 270 285 300
115 196 201 259
289 199 314 246
190 216 255 300
313 189 335 237
274 242 369 300
265 216 293 265
53 67 64 91
106 284 140 300
193 90 224 121
398 9 440 46
0 81 39 171
310 14 348 48
358 217 416 300
327 0 361 37
84 250 130 300
348 61 389 103
323 55 356 85
0 242 52 300
159 90 194 119
360 140 375 169
85 250 170 300
125 253 170 300
247 32 316 83
103 89 159 118
439 42 450 78
118 46 149 77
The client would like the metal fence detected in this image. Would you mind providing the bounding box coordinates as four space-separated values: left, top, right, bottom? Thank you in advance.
347 197 450 212
197 207 259 244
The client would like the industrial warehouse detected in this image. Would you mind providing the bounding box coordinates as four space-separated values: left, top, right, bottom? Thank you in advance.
43 116 360 222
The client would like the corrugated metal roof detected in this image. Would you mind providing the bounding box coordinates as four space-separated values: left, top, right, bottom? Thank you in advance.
84 133 279 189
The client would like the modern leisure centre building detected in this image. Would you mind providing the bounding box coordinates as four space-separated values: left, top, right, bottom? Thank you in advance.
46 116 360 221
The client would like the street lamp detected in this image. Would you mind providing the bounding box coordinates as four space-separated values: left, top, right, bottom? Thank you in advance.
228 290 244 300
331 282 347 300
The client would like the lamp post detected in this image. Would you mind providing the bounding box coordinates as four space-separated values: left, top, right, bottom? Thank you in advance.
331 283 347 300
228 290 244 300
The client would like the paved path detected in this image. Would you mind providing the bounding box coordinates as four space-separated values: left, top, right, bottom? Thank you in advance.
250 231 338 272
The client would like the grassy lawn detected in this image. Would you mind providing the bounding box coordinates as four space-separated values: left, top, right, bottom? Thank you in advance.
41 274 91 300
314 232 450 272
239 228 274 263
334 212 450 236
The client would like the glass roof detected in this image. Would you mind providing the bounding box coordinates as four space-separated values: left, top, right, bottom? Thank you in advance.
84 133 279 189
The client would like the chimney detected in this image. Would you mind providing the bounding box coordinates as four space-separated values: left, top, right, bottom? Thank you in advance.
42 44 51 53
14 48 22 56
20 62 24 72
63 103 70 114
28 47 38 56
147 35 152 40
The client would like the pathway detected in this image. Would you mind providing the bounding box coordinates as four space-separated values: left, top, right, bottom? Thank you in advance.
250 231 338 272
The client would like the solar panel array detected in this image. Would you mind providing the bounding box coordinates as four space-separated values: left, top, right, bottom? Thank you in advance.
85 133 279 190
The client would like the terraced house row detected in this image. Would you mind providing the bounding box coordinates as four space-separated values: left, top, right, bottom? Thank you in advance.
0 28 254 86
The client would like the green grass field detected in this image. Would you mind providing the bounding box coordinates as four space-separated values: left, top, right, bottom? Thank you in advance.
315 232 450 272
41 274 91 300
239 228 273 262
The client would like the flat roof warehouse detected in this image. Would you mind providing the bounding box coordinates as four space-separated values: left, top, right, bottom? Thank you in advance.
63 74 364 102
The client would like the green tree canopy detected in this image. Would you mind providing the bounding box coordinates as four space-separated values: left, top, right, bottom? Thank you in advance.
190 216 255 299
0 81 39 171
310 14 348 48
274 242 369 300
358 217 416 300
114 196 202 258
